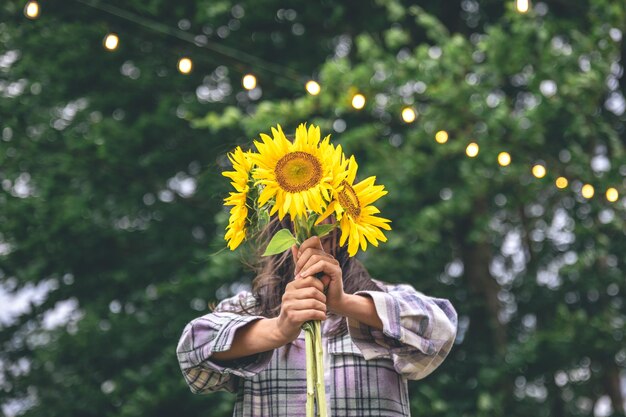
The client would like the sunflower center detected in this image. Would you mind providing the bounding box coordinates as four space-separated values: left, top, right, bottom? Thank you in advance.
338 180 361 217
274 151 323 193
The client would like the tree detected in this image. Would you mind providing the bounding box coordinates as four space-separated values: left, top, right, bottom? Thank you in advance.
195 1 626 416
1 0 625 416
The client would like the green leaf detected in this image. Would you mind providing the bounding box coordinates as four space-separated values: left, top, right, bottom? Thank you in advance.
256 208 270 230
306 214 317 232
262 228 297 256
313 223 336 238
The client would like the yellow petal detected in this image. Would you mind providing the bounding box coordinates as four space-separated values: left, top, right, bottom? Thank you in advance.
347 221 360 256
283 192 292 216
359 230 368 252
315 201 337 225
346 156 358 184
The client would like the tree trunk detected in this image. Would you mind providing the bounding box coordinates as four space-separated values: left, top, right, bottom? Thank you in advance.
603 363 625 416
457 198 508 355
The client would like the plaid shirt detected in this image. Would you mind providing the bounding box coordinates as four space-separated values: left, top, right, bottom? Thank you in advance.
176 279 457 416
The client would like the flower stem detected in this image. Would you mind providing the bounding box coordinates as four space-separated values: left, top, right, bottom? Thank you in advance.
304 322 316 417
314 320 328 416
293 215 310 245
296 214 327 417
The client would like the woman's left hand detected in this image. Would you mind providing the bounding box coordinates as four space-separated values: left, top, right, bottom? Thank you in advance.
292 236 346 315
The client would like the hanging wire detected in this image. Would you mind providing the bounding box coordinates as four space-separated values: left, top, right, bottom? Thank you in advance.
70 0 303 85
30 1 623 202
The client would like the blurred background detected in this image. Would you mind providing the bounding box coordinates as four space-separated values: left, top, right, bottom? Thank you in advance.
1 0 625 416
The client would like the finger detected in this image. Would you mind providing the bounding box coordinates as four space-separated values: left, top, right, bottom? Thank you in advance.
292 277 324 291
290 287 326 305
290 298 327 313
299 258 333 279
298 236 323 254
296 251 335 276
291 309 326 323
291 275 325 291
298 255 336 279
295 248 325 274
298 287 326 304
320 276 331 287
300 261 341 281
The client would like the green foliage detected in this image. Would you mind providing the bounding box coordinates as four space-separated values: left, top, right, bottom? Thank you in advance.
262 228 297 256
1 0 625 417
312 224 336 238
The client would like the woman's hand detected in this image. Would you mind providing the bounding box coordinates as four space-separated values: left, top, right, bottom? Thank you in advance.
293 236 346 315
275 275 327 343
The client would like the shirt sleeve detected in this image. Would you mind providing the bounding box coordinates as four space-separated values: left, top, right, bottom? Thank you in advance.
346 280 458 381
176 291 275 394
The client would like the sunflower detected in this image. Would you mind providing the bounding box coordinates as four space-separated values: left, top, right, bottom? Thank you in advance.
317 156 391 256
251 123 342 220
223 146 253 250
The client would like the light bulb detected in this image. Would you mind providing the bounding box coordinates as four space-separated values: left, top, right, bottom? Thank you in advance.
305 80 320 96
581 184 594 199
177 57 193 74
401 107 416 123
605 187 618 202
516 0 530 13
242 74 257 90
555 177 568 189
435 130 448 144
466 142 479 158
498 152 511 167
532 164 546 178
24 1 39 19
351 94 366 110
103 33 119 51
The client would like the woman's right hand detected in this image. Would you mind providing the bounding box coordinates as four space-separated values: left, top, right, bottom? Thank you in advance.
275 274 327 344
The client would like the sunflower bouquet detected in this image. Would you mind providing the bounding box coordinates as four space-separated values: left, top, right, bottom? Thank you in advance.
222 123 391 417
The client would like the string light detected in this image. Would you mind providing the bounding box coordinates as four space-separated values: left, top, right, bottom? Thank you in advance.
103 33 119 51
435 130 448 144
351 94 366 110
305 80 321 96
75 0 303 85
497 152 511 167
177 57 193 74
401 107 416 123
42 0 622 209
466 142 479 158
24 1 40 19
555 177 568 189
581 184 594 199
606 187 619 202
242 74 257 90
516 0 530 13
532 164 546 178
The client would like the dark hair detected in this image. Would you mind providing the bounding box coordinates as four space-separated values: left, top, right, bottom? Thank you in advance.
215 215 384 338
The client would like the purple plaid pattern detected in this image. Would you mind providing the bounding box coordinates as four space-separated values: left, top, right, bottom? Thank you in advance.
176 279 457 416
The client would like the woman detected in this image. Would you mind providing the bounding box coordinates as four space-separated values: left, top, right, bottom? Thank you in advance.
176 217 458 416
